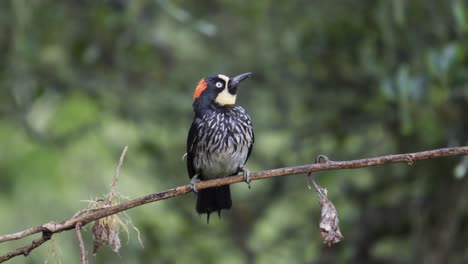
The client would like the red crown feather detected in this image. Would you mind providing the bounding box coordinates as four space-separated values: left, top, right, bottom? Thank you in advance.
193 79 208 100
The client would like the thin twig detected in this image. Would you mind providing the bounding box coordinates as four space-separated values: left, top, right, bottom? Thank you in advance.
75 223 88 264
308 172 327 199
0 229 52 262
110 146 128 199
0 226 45 243
0 146 467 262
72 208 93 220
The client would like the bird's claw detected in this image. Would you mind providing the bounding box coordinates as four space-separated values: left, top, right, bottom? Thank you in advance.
240 168 251 189
191 174 200 193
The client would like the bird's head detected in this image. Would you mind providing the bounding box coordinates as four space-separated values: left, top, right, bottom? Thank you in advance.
193 72 252 106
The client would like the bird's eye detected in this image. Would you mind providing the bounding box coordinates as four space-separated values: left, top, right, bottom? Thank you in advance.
215 82 224 88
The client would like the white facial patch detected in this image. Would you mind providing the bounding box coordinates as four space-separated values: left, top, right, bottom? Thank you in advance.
217 74 230 89
215 74 237 105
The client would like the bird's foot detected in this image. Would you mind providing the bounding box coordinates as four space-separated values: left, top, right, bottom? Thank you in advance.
191 174 200 193
239 167 251 189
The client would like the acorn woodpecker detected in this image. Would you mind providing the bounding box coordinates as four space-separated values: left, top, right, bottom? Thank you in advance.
186 72 254 222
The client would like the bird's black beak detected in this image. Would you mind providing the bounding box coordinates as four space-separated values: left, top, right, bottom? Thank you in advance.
229 72 252 89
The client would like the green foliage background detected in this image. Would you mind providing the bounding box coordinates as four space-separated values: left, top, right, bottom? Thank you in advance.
1 0 468 263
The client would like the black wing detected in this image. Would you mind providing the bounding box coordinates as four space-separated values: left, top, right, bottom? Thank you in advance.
186 117 200 179
244 116 254 165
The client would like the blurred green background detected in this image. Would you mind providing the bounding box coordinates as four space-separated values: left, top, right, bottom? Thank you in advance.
1 0 468 263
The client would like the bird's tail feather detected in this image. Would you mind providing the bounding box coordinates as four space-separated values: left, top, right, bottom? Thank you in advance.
196 185 232 223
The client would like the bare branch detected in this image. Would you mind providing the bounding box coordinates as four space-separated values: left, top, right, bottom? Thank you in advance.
0 229 52 262
75 223 88 264
0 146 467 262
0 226 45 243
110 146 128 198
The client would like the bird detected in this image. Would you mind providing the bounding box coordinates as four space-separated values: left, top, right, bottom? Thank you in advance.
186 72 254 222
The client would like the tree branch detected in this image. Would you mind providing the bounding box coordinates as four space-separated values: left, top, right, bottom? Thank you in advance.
75 223 88 264
1 146 467 262
110 145 128 199
0 229 52 262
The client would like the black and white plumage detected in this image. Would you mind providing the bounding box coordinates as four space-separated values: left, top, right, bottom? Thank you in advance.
186 73 254 221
